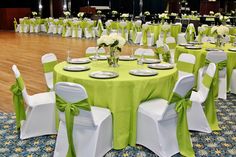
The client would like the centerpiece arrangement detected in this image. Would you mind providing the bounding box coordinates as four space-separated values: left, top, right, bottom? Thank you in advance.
32 11 37 18
211 25 229 47
77 12 84 20
159 13 168 24
63 11 70 19
97 34 126 67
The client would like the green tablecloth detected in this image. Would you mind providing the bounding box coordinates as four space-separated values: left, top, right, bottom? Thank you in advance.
54 60 177 149
230 35 236 43
175 43 236 89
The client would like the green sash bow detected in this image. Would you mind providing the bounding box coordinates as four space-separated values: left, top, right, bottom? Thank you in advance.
14 18 17 32
198 30 205 43
161 29 170 43
10 76 26 129
87 22 94 35
177 61 195 73
56 96 91 157
43 61 57 73
119 24 127 39
186 26 195 42
72 22 80 37
204 59 227 130
79 21 88 37
169 91 195 157
97 20 103 37
142 26 149 46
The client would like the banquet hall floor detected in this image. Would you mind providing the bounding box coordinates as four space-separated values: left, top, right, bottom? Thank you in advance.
0 31 135 112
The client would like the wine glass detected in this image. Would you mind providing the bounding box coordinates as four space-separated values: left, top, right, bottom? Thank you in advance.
66 49 71 62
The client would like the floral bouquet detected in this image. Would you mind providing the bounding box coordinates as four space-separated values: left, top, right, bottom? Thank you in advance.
219 15 229 24
77 12 84 19
32 11 37 18
209 11 214 16
214 12 221 18
120 13 129 20
63 11 70 18
97 34 126 67
144 11 150 16
112 10 118 15
211 25 229 47
159 13 168 23
97 10 102 14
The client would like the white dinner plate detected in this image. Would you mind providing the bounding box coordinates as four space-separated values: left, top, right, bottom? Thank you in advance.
119 55 137 61
63 65 90 72
188 41 203 45
228 48 236 52
129 69 158 76
68 58 91 64
142 58 161 64
148 63 174 70
89 71 119 79
89 55 107 60
205 48 222 51
179 43 193 47
185 46 202 49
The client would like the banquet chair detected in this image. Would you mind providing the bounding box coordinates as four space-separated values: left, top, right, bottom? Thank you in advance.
54 82 112 157
166 37 176 63
187 63 216 133
177 53 196 79
137 75 195 157
132 20 142 44
198 51 227 100
85 20 95 38
41 53 58 91
230 69 236 94
177 33 187 44
134 48 155 58
140 24 154 46
11 65 57 139
85 47 106 56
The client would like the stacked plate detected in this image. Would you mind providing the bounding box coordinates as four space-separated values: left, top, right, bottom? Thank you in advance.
205 48 222 51
185 45 202 49
188 41 203 45
179 43 193 47
148 63 174 70
63 65 90 72
89 71 118 79
68 58 91 64
129 69 158 76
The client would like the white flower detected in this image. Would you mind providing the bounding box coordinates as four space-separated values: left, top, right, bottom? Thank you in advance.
77 12 84 18
120 13 129 18
97 34 126 50
32 12 37 16
159 13 168 19
97 10 102 14
170 13 177 16
63 11 70 16
164 11 168 14
209 11 214 15
144 11 150 16
214 12 221 17
112 10 118 15
211 25 229 36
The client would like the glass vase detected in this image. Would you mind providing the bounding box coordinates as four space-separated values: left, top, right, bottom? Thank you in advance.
107 47 119 67
215 35 222 48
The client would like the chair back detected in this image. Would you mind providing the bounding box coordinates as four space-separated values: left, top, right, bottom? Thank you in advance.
134 48 155 56
198 63 216 102
12 65 30 105
163 75 195 119
86 47 106 55
156 40 164 48
166 37 176 44
177 53 196 78
163 44 170 52
55 82 96 127
41 53 57 90
206 51 227 63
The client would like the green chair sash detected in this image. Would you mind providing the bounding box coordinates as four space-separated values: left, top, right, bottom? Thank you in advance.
43 61 58 73
14 18 17 32
186 26 195 42
155 47 170 62
169 91 195 157
10 76 26 129
142 26 149 46
177 61 194 73
204 59 227 131
56 96 91 157
97 20 103 37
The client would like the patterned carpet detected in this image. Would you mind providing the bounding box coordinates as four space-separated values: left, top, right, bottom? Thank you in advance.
0 94 236 157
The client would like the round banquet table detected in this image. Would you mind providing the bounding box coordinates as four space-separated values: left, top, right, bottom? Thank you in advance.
175 43 236 89
54 60 177 149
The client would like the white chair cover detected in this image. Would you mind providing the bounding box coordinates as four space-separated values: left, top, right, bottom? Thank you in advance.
177 53 196 79
12 65 57 139
54 82 112 157
137 75 195 157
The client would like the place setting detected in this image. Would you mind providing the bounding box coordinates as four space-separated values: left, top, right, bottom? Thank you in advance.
119 55 137 61
89 71 119 79
185 45 202 50
205 48 223 51
148 63 174 70
89 55 108 60
63 65 90 72
129 69 158 77
228 48 236 52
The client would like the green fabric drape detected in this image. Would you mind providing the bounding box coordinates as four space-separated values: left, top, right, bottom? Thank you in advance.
185 26 196 42
204 59 227 131
56 96 91 157
142 26 149 46
177 61 195 73
43 61 58 73
10 76 26 129
169 91 195 157
97 20 103 37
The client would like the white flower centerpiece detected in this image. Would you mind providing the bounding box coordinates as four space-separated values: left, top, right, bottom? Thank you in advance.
144 11 150 16
120 13 129 21
77 12 84 19
32 12 37 18
209 11 214 16
211 25 229 47
63 11 70 19
159 13 168 24
97 34 126 67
